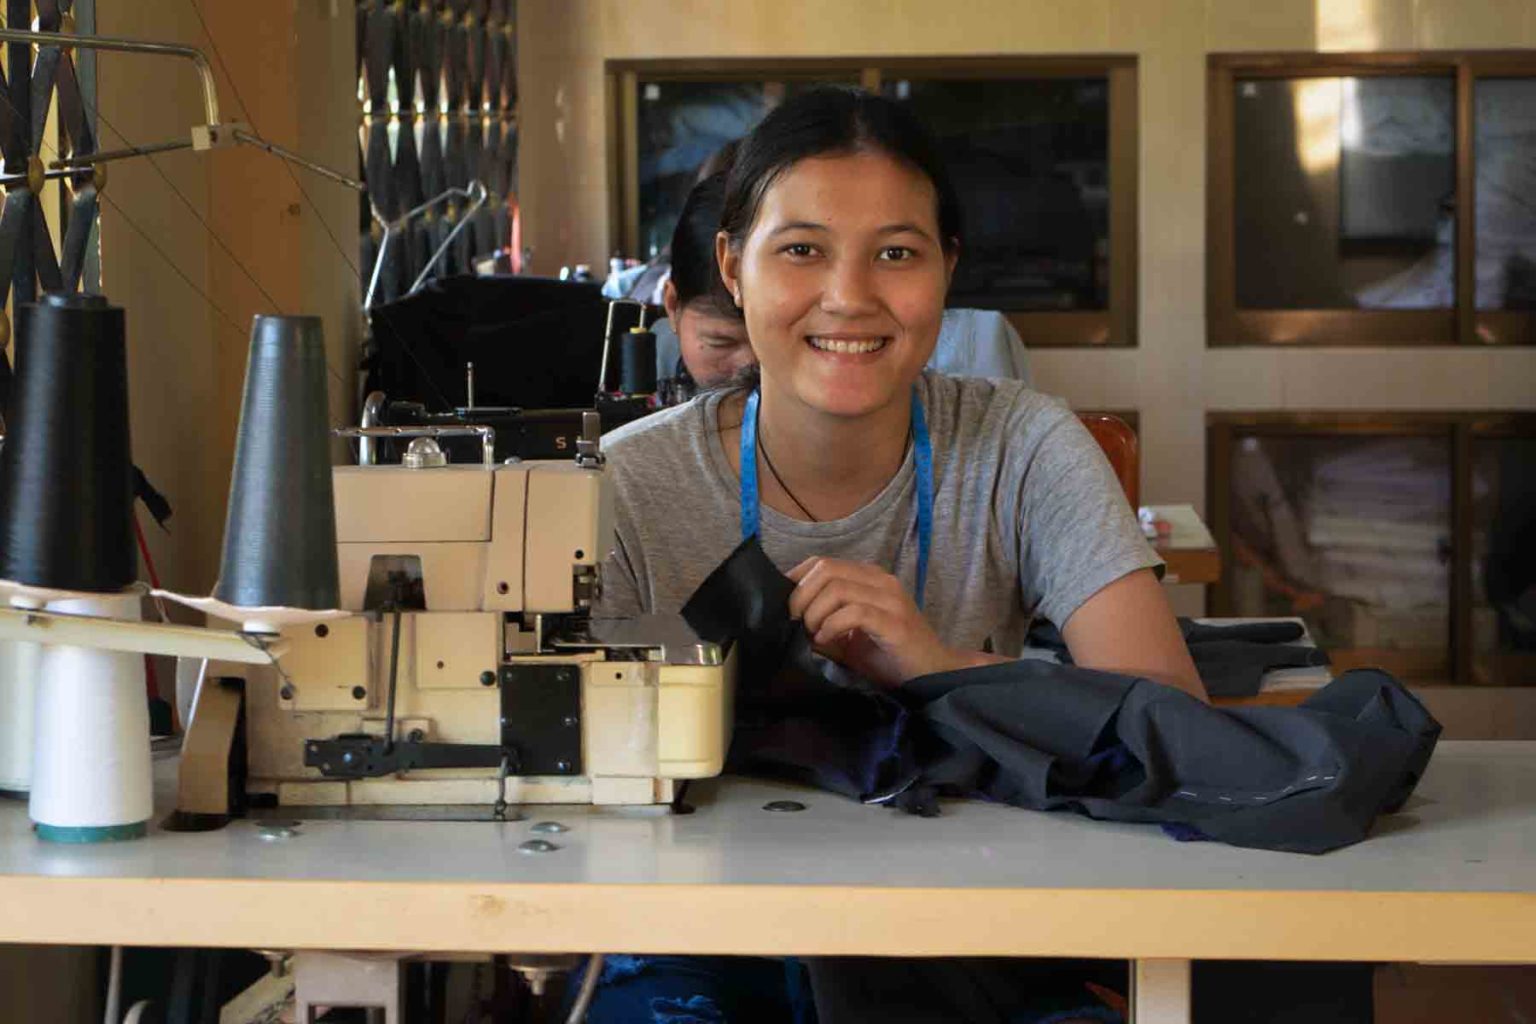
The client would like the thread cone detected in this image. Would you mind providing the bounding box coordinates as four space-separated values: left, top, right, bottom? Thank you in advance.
0 293 135 592
213 315 339 609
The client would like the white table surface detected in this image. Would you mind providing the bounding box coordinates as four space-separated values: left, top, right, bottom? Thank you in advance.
0 742 1533 963
1139 505 1216 551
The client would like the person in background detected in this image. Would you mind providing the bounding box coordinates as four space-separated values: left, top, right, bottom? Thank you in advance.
654 172 757 399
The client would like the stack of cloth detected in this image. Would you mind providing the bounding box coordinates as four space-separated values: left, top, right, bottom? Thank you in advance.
1025 616 1332 699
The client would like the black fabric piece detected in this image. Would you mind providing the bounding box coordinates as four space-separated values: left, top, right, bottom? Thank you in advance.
683 537 922 804
133 464 173 530
1181 619 1304 645
1186 640 1331 699
1027 617 1330 698
684 539 1439 854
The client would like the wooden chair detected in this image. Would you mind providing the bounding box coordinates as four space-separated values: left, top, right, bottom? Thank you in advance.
1078 413 1139 509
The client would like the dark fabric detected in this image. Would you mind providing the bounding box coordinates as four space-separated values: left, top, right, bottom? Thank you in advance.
682 539 922 804
807 957 1126 1024
1193 962 1374 1024
366 275 650 412
133 465 173 530
685 538 1439 854
1026 617 1331 699
562 955 803 1024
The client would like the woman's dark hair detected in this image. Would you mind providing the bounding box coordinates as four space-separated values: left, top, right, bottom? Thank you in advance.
669 171 732 310
718 87 963 266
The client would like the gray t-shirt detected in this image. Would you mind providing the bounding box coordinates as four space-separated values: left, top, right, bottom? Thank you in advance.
596 372 1159 657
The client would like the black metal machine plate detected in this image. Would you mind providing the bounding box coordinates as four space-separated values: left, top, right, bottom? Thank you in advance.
304 735 502 778
500 663 582 776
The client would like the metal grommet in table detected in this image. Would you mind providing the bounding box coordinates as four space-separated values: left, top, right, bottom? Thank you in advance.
519 839 560 854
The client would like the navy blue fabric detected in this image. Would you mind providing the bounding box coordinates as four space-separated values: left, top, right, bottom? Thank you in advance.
683 538 1439 854
564 955 799 1024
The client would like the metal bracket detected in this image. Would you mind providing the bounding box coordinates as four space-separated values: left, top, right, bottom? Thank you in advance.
575 410 605 468
500 663 582 776
304 735 503 779
333 424 496 466
0 29 364 191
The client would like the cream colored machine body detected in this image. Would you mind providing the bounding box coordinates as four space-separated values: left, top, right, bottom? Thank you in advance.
241 437 732 811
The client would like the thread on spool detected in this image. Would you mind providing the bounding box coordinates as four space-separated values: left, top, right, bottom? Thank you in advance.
0 294 136 592
29 592 152 842
620 327 658 396
213 315 340 610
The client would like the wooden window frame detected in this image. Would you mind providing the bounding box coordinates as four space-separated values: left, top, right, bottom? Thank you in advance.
1207 410 1536 687
1207 51 1536 348
607 55 1138 348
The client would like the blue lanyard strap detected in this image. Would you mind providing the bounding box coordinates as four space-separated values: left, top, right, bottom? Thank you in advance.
740 388 764 543
739 386 933 611
910 388 933 611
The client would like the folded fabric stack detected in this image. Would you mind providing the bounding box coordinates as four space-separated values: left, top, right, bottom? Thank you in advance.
1026 616 1332 699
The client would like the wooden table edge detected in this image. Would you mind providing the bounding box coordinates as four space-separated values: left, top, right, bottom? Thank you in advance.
3 878 1532 962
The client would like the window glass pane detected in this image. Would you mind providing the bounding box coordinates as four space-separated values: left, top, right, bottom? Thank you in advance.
884 77 1110 311
1234 76 1455 310
1475 78 1536 310
1472 437 1536 684
1227 434 1451 683
635 79 848 260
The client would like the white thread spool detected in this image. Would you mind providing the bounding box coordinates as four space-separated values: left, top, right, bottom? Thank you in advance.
0 639 42 794
29 592 153 842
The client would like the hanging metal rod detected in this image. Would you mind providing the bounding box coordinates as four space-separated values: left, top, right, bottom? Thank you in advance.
0 166 96 187
230 129 364 192
0 29 364 192
50 138 194 169
0 28 220 125
363 180 488 311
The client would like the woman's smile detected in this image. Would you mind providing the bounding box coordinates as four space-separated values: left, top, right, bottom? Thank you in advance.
805 333 893 355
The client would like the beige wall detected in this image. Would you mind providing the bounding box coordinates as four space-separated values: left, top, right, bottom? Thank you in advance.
84 1 1536 603
518 0 1536 609
98 1 359 595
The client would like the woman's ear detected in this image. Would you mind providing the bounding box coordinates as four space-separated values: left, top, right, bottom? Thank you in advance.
662 279 681 321
943 241 960 286
715 231 743 308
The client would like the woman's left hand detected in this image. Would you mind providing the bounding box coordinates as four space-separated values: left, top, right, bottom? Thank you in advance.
786 557 979 687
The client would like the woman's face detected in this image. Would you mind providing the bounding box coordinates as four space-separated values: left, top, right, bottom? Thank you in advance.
718 149 954 420
663 286 753 388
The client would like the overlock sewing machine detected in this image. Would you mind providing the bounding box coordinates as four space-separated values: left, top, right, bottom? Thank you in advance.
179 413 733 819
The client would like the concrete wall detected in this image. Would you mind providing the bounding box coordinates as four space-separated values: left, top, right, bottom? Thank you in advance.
516 0 1536 612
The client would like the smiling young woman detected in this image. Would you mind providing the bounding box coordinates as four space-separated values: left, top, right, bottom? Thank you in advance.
600 86 1200 699
586 81 1202 1024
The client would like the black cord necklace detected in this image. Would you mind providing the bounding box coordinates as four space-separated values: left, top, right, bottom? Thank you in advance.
756 427 818 522
755 418 916 525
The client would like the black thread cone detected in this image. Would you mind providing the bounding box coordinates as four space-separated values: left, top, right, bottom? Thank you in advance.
0 293 136 592
213 315 339 609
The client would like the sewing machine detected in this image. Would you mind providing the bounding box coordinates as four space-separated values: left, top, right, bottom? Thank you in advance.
180 418 732 817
